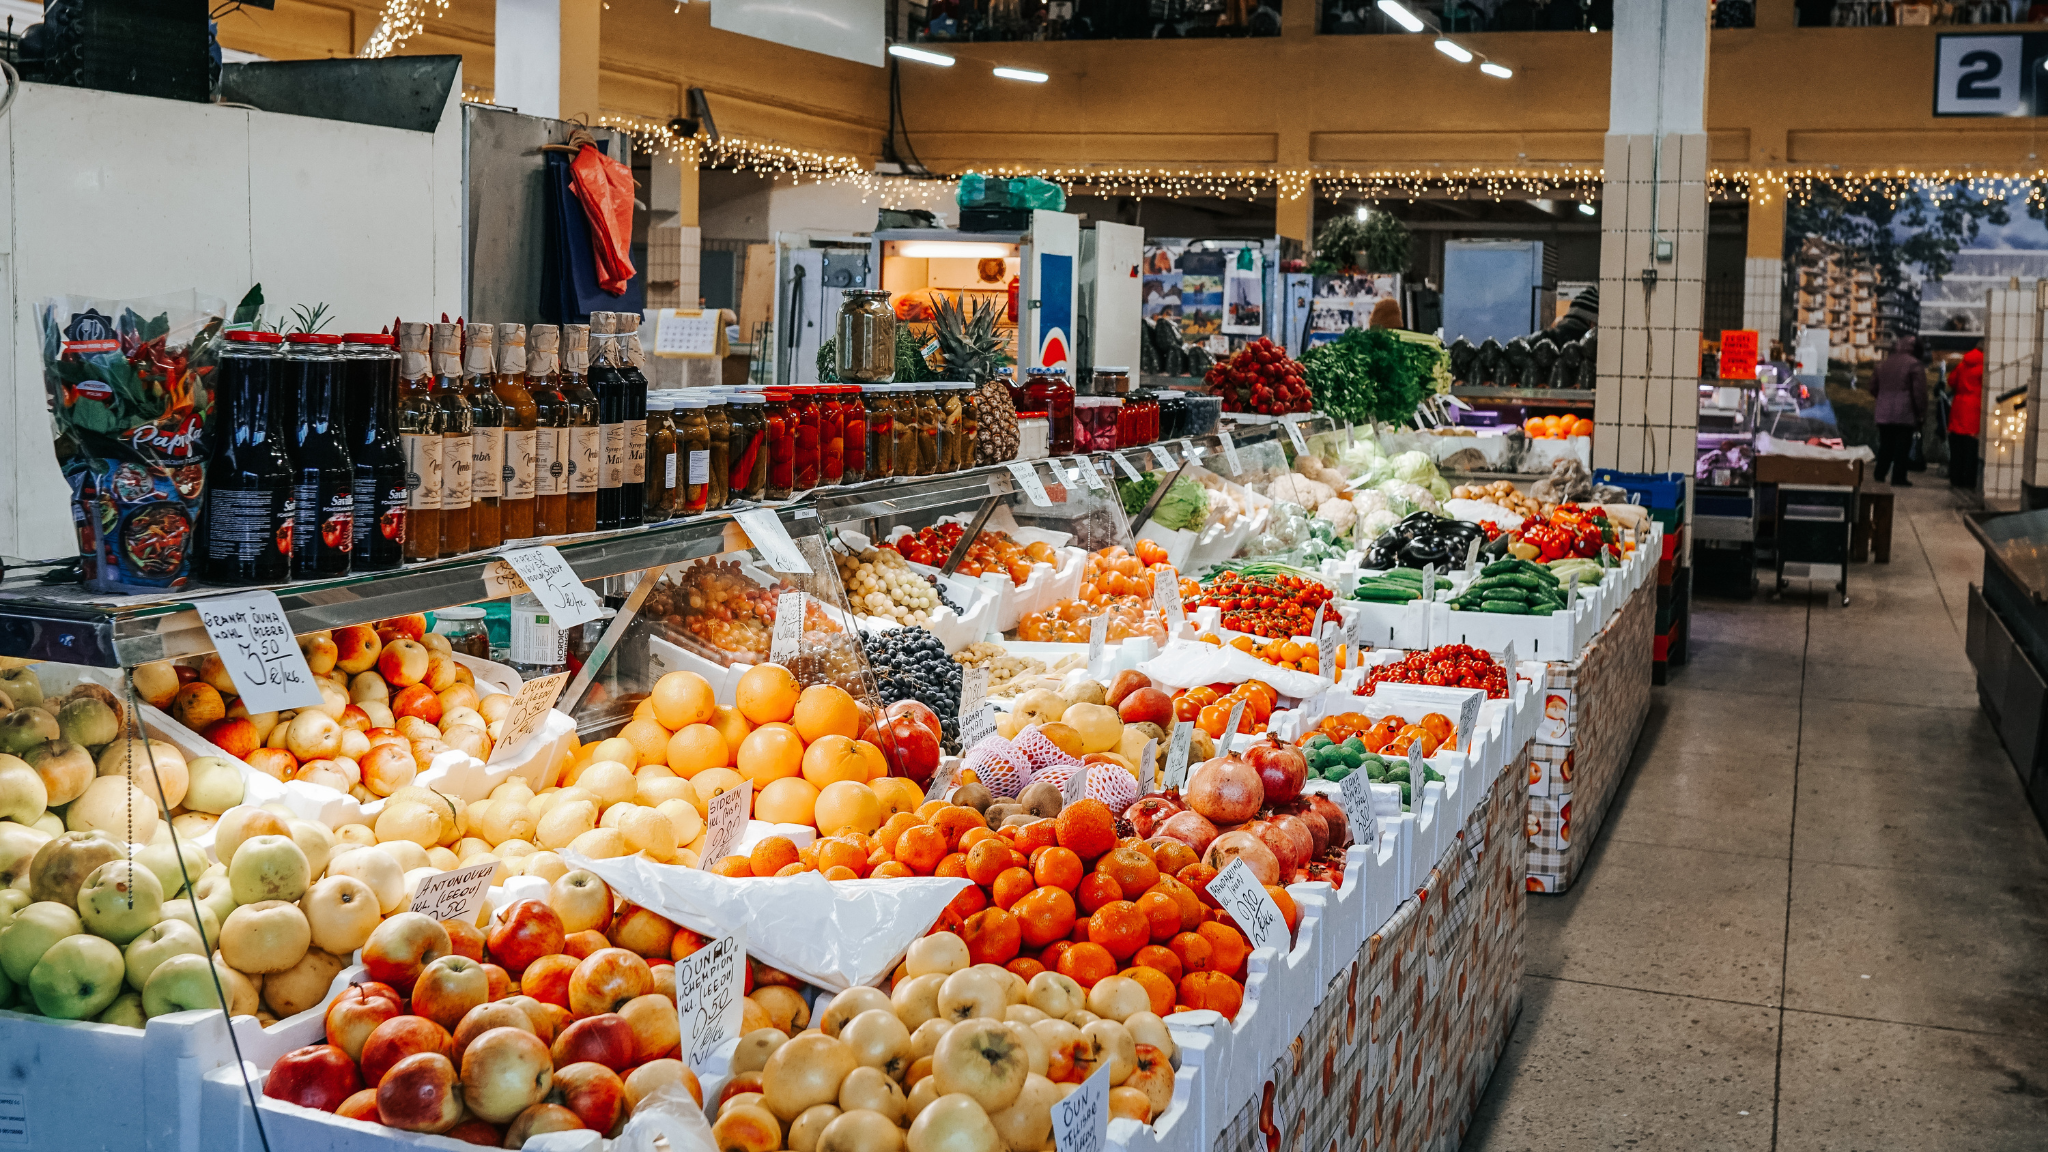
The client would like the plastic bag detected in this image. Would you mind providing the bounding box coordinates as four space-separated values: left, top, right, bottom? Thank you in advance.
40 293 225 594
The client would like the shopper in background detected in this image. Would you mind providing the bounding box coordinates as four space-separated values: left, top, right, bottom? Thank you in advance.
1871 335 1929 487
1948 344 1984 490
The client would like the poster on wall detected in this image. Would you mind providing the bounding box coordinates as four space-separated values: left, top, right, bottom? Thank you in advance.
1306 273 1400 346
1142 249 1184 322
1223 248 1265 334
1178 250 1226 339
1038 252 1074 368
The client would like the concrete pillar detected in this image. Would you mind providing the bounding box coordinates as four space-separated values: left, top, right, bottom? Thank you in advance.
494 0 600 122
1593 0 1709 476
1743 184 1785 343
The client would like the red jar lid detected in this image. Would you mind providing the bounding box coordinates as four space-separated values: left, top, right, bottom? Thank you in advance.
764 389 792 402
224 330 285 344
284 332 344 344
341 332 396 345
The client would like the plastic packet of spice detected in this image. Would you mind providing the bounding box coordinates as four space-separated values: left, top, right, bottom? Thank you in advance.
39 292 227 594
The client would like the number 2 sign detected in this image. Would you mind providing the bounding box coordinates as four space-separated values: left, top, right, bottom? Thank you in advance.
1935 35 2028 116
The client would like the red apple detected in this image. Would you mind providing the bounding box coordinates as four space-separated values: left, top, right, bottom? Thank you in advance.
550 1013 636 1072
378 638 431 688
1106 669 1153 708
519 953 577 1009
338 704 373 732
334 624 383 674
202 717 261 760
550 1062 627 1136
606 907 675 959
264 1044 362 1112
412 955 490 1031
325 985 404 1063
453 1001 538 1060
442 919 486 962
335 1089 381 1122
460 1025 555 1125
444 1119 502 1146
505 1103 586 1146
482 963 513 1002
390 682 443 725
617 993 681 1063
1117 687 1174 728
567 948 652 1018
562 929 609 960
360 1015 454 1088
377 614 428 643
245 747 299 782
364 912 452 994
376 1051 463 1134
488 900 566 974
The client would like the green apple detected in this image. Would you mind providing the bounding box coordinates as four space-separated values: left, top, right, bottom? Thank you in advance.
0 754 45 825
192 874 238 925
0 960 13 1007
140 953 227 1018
28 933 124 1018
96 989 145 1028
181 758 245 816
157 894 220 952
27 740 95 808
124 919 206 991
0 668 44 710
78 860 163 945
30 812 61 837
0 707 56 756
228 835 310 906
0 889 29 928
136 832 207 898
285 820 337 881
27 829 123 907
0 822 46 893
54 697 119 751
0 900 81 983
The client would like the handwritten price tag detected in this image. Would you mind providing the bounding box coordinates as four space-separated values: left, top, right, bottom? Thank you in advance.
959 698 998 749
1164 720 1194 788
1283 417 1308 454
1062 760 1090 806
406 861 498 923
676 932 747 1073
1205 855 1287 953
1216 698 1247 757
1139 739 1157 792
924 756 960 804
500 546 602 629
770 592 804 662
1149 445 1178 473
1339 771 1377 852
1051 1060 1112 1152
699 780 752 865
1111 452 1144 482
1152 563 1184 626
1070 456 1106 492
1216 430 1242 475
733 509 813 574
960 665 991 716
193 592 322 712
488 672 569 764
1087 612 1108 677
1179 439 1201 465
1007 462 1053 508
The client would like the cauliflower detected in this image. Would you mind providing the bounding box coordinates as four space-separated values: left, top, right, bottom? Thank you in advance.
1268 473 1335 510
1350 488 1391 518
1380 479 1439 514
1361 508 1401 538
1316 497 1358 537
1295 453 1350 492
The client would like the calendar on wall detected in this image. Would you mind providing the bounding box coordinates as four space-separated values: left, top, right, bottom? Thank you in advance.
652 309 723 358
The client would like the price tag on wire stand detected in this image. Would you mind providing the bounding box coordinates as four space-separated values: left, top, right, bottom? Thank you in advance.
958 699 997 751
1007 462 1054 507
1087 611 1109 677
193 591 322 712
1112 452 1144 481
1062 759 1091 805
675 931 747 1074
406 860 498 923
699 780 752 865
1339 771 1377 853
1051 1060 1112 1152
1205 856 1287 953
1164 720 1195 788
1283 417 1308 454
770 592 805 662
1216 698 1247 757
1139 739 1158 792
1407 742 1426 809
1152 563 1185 627
960 664 991 716
1150 445 1178 473
924 755 961 803
1464 537 1481 576
501 545 604 629
1216 431 1242 475
489 672 570 764
1345 422 1356 446
733 509 813 574
1070 456 1105 491
1179 438 1201 465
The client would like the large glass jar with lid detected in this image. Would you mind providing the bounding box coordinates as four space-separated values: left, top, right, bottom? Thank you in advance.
729 392 769 501
862 385 894 481
790 386 822 491
764 389 795 499
835 291 896 383
678 396 711 513
1024 367 1076 454
432 606 492 660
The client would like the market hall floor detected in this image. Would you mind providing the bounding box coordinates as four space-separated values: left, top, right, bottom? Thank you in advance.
1463 482 2048 1151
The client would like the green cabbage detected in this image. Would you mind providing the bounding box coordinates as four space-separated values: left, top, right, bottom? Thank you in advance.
1389 451 1438 485
1153 477 1209 532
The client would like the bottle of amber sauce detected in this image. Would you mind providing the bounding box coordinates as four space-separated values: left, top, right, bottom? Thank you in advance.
495 323 539 543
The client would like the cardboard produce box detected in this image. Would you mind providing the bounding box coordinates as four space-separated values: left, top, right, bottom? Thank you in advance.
1756 454 1863 488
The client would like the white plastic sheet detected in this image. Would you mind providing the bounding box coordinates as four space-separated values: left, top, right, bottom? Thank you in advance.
565 852 971 991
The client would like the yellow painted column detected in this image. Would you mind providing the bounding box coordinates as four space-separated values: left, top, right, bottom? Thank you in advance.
1742 178 1785 339
559 0 601 126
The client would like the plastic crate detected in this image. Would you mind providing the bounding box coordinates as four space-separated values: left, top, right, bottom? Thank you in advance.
1594 469 1687 510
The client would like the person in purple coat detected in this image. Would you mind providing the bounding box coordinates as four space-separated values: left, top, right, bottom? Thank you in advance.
1870 336 1929 487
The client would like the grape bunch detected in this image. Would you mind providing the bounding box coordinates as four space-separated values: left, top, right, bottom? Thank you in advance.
861 626 963 753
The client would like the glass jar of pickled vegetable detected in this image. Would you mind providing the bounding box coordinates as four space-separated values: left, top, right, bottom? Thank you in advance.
835 290 896 383
678 396 711 514
764 389 795 499
704 391 732 509
730 392 768 501
1075 396 1121 452
863 384 894 481
819 386 845 485
1024 367 1076 455
838 385 867 484
941 384 967 471
891 385 922 477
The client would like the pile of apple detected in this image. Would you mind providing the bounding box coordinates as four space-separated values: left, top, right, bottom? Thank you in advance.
709 929 1180 1152
141 615 515 805
265 868 710 1146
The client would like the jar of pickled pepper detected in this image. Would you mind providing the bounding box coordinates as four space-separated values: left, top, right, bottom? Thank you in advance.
764 388 795 499
839 385 867 484
730 392 768 501
819 386 844 485
863 384 893 481
790 386 821 491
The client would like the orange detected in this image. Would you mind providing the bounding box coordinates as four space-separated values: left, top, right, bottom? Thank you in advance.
871 860 913 878
815 836 870 877
1177 863 1220 905
1096 845 1160 896
1572 417 1595 438
1131 944 1184 984
1070 914 1093 943
870 776 924 818
1196 922 1249 979
1523 416 1546 437
965 840 1013 887
1149 877 1207 933
931 806 987 850
1120 965 1177 1017
692 767 745 810
934 852 969 879
991 867 1036 910
895 825 948 874
616 717 674 767
665 724 729 778
814 780 883 836
1135 891 1182 942
1177 971 1243 1019
775 862 808 877
917 799 951 821
1005 957 1046 982
1088 901 1149 961
734 663 800 725
708 706 753 762
876 811 921 852
853 740 892 781
791 684 861 743
822 865 860 881
1054 799 1116 859
1039 940 1073 974
801 734 871 788
1013 886 1077 948
632 699 658 723
736 725 805 787
1013 819 1059 853
1265 885 1300 935
1150 841 1198 878
1034 847 1084 891
958 826 1002 852
753 776 819 826
1076 873 1123 913
710 855 753 878
1056 942 1118 989
651 671 717 729
961 907 1021 965
750 836 799 877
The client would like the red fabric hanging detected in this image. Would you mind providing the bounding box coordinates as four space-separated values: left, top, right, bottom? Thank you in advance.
569 142 636 296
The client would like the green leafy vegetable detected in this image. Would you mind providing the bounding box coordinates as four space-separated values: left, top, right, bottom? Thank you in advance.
1152 477 1209 532
1301 327 1448 426
1118 473 1160 516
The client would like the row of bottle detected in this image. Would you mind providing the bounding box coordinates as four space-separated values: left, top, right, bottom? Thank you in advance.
200 312 655 585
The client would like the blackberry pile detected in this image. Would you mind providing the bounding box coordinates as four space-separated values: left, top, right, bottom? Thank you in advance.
861 626 964 752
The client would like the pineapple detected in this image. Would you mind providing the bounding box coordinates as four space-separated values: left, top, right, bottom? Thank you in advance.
932 294 1019 464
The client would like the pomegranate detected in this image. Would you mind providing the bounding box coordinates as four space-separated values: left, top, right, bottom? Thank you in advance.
1243 736 1307 805
1157 810 1220 855
1294 807 1330 856
1268 815 1316 873
1244 819 1306 876
1123 796 1183 839
1183 754 1263 825
1307 794 1348 849
1204 830 1280 885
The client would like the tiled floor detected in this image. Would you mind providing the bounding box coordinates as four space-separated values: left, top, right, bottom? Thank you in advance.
1464 484 2048 1150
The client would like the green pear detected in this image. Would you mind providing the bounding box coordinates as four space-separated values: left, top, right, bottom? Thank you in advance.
0 900 81 983
96 989 145 1028
124 919 206 991
77 861 163 945
30 933 125 1018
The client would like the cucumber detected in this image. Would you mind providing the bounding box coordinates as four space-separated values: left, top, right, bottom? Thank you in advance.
1479 599 1532 614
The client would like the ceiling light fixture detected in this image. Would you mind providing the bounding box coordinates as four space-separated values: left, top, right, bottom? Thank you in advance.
888 44 955 66
895 241 1016 259
992 66 1048 82
1376 0 1426 32
1434 39 1473 63
1480 61 1512 78
1578 202 1597 216
1355 205 1371 221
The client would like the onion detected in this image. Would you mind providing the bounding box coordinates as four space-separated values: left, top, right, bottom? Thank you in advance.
1204 831 1280 885
1157 810 1220 855
1184 754 1263 825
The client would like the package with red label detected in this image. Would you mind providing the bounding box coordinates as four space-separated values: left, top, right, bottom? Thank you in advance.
39 293 225 593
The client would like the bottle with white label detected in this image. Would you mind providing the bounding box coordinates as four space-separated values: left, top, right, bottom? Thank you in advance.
561 324 600 534
396 322 442 562
677 394 710 514
284 332 355 577
646 392 679 519
507 592 569 679
463 322 504 552
494 323 539 543
430 323 474 555
527 325 570 538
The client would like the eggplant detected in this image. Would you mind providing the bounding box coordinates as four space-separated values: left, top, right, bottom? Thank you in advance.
1398 535 1456 568
1365 536 1403 570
